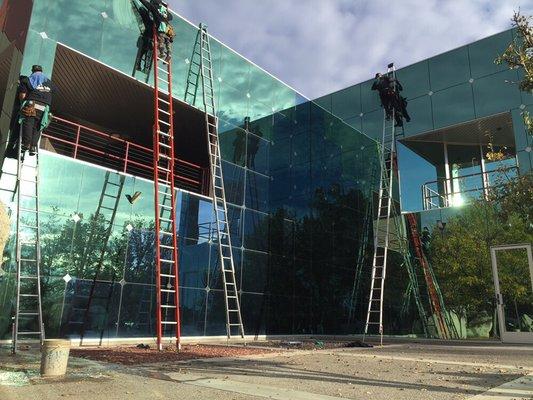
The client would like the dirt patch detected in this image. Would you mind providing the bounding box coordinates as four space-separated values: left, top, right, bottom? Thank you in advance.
70 344 277 365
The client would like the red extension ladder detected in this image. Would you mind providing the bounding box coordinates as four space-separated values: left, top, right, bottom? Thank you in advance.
152 28 181 351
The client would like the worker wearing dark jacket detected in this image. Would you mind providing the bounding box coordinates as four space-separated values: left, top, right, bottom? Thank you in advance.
17 65 54 156
371 73 394 120
135 0 175 62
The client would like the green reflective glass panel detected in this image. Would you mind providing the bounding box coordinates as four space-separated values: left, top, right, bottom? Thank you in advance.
517 150 532 173
21 30 57 75
431 83 475 128
403 95 433 136
473 69 521 118
313 95 331 113
429 46 470 92
331 85 361 120
468 30 513 78
396 60 430 99
361 80 380 113
361 109 383 141
344 115 362 132
511 108 529 151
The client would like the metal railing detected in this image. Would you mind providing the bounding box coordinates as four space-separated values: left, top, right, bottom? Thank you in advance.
42 116 207 193
421 166 519 210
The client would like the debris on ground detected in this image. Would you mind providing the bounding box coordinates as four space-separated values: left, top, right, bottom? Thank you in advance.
344 341 373 348
136 343 150 349
280 341 303 348
253 339 378 350
70 344 275 365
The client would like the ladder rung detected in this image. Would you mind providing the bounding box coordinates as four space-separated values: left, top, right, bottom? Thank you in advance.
161 321 177 324
160 259 175 264
161 289 175 293
20 224 38 229
161 305 176 308
20 294 39 297
17 331 42 335
160 274 175 278
160 244 174 249
18 312 39 316
19 207 37 213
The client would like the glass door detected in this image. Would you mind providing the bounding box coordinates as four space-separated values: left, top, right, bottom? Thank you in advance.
491 244 533 343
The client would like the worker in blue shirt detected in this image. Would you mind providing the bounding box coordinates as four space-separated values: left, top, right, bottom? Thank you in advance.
17 65 55 156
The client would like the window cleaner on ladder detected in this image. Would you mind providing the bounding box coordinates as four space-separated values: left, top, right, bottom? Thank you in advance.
133 0 175 67
371 69 410 128
6 65 55 159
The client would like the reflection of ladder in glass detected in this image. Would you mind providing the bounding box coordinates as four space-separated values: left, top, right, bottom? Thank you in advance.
184 24 245 339
137 284 154 333
347 177 375 324
152 28 181 351
131 0 154 80
391 209 429 337
66 171 124 345
10 132 44 353
406 213 457 339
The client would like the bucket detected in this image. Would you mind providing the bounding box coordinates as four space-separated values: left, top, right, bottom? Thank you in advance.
40 339 71 377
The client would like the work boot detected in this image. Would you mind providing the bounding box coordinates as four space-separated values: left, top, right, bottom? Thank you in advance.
29 146 37 156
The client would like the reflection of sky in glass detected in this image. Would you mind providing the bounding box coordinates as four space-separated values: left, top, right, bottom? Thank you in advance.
23 0 306 136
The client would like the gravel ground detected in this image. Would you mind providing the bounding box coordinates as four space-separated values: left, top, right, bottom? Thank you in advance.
1 342 532 400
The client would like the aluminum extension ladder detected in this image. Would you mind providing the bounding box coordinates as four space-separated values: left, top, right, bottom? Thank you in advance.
363 65 429 344
184 24 245 339
152 27 181 351
6 131 45 353
363 64 399 345
64 171 124 345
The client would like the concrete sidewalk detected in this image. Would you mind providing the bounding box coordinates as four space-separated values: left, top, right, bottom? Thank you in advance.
1 342 532 399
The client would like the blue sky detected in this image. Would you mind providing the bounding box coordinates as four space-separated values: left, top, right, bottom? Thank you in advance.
169 0 531 99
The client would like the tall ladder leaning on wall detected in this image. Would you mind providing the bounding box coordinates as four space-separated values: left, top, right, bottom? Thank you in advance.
363 64 428 345
406 213 457 339
152 26 181 351
4 129 45 353
184 24 245 340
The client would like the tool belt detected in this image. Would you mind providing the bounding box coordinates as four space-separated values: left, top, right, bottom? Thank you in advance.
20 101 46 117
20 103 37 117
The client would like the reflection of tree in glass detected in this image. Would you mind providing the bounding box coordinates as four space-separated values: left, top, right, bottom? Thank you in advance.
267 183 408 335
429 174 533 337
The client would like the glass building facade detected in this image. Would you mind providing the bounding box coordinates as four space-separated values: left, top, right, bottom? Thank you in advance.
1 1 531 342
0 0 379 340
314 29 532 340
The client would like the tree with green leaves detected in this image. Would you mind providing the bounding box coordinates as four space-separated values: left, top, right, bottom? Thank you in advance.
496 11 533 134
